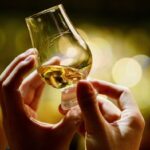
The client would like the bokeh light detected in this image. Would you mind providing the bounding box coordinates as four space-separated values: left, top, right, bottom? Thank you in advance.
112 57 143 87
89 37 113 71
66 47 78 57
134 54 150 69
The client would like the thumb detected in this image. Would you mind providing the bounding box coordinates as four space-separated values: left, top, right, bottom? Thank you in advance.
77 80 105 134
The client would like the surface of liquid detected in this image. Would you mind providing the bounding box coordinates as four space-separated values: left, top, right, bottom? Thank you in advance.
37 31 92 88
38 64 91 88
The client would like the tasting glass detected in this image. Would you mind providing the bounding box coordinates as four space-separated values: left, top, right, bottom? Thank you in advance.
25 4 92 110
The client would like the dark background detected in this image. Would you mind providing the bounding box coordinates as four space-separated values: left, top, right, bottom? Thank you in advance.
1 0 150 19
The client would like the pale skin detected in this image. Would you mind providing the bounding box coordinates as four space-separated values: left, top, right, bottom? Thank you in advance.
0 48 145 150
76 80 145 150
59 77 145 150
0 48 82 150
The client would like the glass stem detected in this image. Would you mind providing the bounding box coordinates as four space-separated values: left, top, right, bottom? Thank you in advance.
61 84 78 110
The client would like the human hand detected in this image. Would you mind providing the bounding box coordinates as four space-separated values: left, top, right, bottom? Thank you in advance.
0 49 45 150
59 85 121 136
0 48 81 150
77 80 145 150
19 53 60 118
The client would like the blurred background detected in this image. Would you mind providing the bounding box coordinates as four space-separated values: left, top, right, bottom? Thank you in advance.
0 0 150 149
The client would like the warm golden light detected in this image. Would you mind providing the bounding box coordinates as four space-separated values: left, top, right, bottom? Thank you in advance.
66 47 79 57
77 28 89 42
0 29 6 49
58 36 72 54
37 85 62 123
88 37 113 79
112 58 143 87
134 54 150 69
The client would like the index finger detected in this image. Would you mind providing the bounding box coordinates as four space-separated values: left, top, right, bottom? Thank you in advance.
91 80 138 111
0 48 37 83
1 55 36 118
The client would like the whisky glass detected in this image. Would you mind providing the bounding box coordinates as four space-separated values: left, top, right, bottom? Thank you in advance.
26 4 92 110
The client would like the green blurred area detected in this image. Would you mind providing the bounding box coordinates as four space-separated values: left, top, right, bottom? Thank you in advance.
0 1 150 149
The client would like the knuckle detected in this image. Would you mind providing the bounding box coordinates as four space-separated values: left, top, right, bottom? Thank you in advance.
16 61 29 73
130 112 145 130
137 113 145 129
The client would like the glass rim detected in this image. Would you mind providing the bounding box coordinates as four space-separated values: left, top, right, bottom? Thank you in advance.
25 4 63 20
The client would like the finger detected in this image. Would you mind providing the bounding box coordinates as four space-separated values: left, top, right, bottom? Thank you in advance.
55 106 82 141
1 55 36 116
97 96 121 123
43 56 60 66
24 105 37 118
91 80 138 111
19 72 44 108
21 56 60 90
3 55 36 90
0 48 37 82
31 106 82 150
20 70 44 95
59 96 121 135
20 57 60 108
20 56 60 111
30 84 45 110
58 104 86 136
59 95 121 123
77 80 105 133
